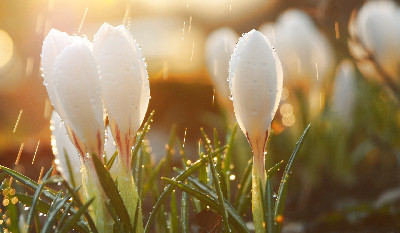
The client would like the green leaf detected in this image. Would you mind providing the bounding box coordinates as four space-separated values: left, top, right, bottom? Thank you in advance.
131 110 155 171
106 151 118 170
142 158 166 196
41 192 70 233
143 146 227 233
163 178 250 233
137 149 145 200
265 178 275 233
0 166 56 201
15 193 89 233
61 180 98 233
64 148 77 188
275 124 311 231
169 190 179 233
59 198 94 233
55 200 74 232
267 160 284 178
26 167 53 232
185 175 250 232
234 159 253 213
223 124 237 175
16 193 51 216
163 125 177 179
91 155 133 232
207 150 230 232
180 187 189 233
200 127 214 153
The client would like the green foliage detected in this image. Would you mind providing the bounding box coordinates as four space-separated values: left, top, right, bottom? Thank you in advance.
0 112 311 233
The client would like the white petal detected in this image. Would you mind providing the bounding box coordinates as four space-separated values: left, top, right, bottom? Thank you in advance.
229 30 283 140
93 23 150 159
52 42 104 156
50 111 82 187
41 29 75 119
205 27 238 108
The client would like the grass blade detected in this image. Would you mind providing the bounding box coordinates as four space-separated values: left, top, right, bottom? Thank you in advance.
223 124 237 176
26 167 53 232
55 200 74 232
274 124 311 231
181 189 189 233
41 193 70 233
59 198 94 233
163 125 177 179
64 148 76 188
207 151 230 232
144 146 227 233
131 110 155 170
163 178 250 233
0 166 56 201
234 159 252 209
106 151 118 170
15 193 89 233
265 178 275 233
61 180 98 233
169 190 179 233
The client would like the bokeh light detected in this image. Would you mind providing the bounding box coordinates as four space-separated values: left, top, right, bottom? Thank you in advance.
0 29 13 69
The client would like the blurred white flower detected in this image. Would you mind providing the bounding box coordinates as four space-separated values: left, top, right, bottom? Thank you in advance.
332 60 357 125
205 27 238 109
355 0 400 79
229 29 283 177
93 23 150 169
50 111 82 187
41 29 104 157
260 9 334 84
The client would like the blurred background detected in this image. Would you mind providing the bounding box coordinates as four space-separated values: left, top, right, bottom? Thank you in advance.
1 0 400 232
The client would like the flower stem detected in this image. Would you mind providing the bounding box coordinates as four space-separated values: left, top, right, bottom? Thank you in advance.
81 158 113 233
251 137 267 233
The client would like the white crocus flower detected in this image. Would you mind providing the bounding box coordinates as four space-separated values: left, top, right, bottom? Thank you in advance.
332 60 357 126
260 9 333 84
229 30 283 233
41 30 104 157
50 111 81 188
93 23 150 169
205 27 238 110
41 29 110 232
356 0 400 80
93 23 147 232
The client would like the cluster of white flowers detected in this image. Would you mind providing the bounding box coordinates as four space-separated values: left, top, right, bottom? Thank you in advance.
42 23 149 232
42 23 149 173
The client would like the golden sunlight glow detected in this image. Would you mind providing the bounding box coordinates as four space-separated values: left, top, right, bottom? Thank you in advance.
0 30 13 69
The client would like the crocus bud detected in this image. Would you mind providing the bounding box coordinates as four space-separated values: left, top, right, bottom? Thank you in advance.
50 111 81 188
229 29 283 233
355 0 400 80
332 60 357 126
205 27 238 109
41 30 104 157
229 29 282 178
93 23 150 169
